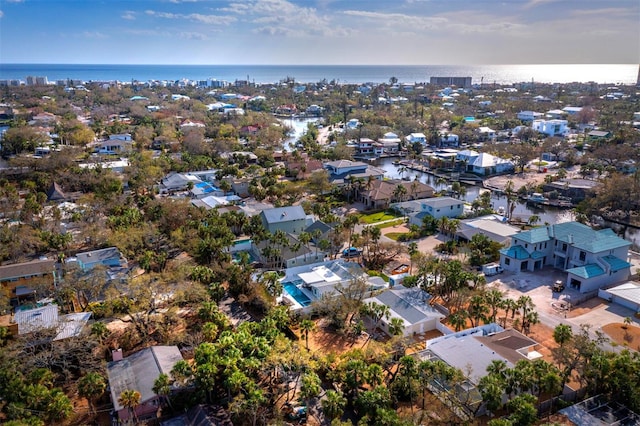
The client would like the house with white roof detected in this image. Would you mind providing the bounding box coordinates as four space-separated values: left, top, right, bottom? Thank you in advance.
457 150 514 176
439 132 459 147
405 133 427 145
499 222 631 293
517 111 544 121
362 287 445 337
477 127 496 141
598 281 640 313
456 215 520 246
562 106 583 115
3 303 91 340
278 259 386 311
532 119 569 137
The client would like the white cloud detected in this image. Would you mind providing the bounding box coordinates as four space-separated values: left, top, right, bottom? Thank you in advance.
5 0 24 3
217 3 250 14
145 10 237 25
121 11 136 20
0 10 3 18
179 31 210 40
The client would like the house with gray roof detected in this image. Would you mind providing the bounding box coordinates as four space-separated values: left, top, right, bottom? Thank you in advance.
260 205 309 235
0 258 58 304
499 222 631 293
75 247 126 272
415 324 543 417
107 346 183 423
395 197 464 226
363 287 445 337
1 303 91 340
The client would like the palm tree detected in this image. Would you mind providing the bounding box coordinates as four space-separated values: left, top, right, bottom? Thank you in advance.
393 184 408 203
321 390 347 421
553 324 573 348
408 241 419 274
388 317 405 336
449 311 468 331
78 372 106 414
46 389 73 424
118 389 141 425
153 373 173 412
300 319 316 350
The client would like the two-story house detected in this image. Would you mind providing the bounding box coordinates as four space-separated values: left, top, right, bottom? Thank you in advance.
260 206 309 235
499 222 631 293
531 119 569 137
75 247 126 272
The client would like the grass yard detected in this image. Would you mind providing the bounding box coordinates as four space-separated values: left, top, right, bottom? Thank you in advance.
384 232 407 241
358 210 399 224
374 219 406 229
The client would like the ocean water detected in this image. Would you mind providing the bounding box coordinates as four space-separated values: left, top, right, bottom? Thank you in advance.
0 64 637 85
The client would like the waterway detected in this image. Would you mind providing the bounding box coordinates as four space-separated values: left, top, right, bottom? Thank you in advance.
279 118 640 249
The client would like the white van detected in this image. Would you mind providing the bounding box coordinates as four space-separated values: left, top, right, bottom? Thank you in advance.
482 263 504 276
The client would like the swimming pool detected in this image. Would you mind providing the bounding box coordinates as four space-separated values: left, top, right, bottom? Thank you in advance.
283 281 312 307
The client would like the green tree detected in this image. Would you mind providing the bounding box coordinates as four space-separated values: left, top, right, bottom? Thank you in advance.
506 393 538 426
118 389 141 425
77 372 106 414
553 324 573 348
152 373 173 412
300 319 316 350
321 390 347 421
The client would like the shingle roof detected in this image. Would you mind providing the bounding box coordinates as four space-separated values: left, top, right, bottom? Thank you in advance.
260 206 306 224
107 346 183 412
0 259 56 282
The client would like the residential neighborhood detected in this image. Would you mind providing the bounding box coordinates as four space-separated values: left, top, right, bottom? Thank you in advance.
0 70 639 426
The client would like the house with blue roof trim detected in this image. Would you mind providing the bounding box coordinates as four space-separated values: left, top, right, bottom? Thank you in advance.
499 222 631 293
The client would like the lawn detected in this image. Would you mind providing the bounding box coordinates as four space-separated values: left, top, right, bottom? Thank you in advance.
374 219 406 229
384 232 407 241
358 210 399 224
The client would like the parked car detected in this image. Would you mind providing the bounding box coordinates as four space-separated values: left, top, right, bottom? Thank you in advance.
482 263 504 276
342 247 361 258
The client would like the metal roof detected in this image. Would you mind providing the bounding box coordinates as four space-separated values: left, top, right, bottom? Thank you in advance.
365 287 444 326
515 222 631 254
566 264 605 279
76 247 122 266
604 282 640 307
601 255 631 272
500 245 530 260
107 346 183 412
260 206 306 224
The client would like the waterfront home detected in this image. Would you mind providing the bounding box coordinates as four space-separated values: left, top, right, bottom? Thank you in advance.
107 346 183 423
456 150 514 176
456 215 520 246
542 178 599 203
358 179 435 210
499 222 631 293
323 159 385 185
439 132 459 147
356 138 375 156
362 287 445 337
406 132 427 145
393 197 463 226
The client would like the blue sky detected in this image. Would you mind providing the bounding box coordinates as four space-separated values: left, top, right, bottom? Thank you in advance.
1 0 638 64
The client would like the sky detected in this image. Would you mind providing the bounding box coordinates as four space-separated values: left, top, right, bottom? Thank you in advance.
0 0 639 65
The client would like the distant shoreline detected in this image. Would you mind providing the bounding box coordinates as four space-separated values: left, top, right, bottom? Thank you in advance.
0 64 636 85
